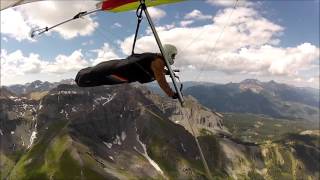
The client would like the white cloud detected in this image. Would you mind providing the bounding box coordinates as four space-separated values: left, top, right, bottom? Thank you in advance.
184 10 212 20
1 49 89 85
82 40 94 46
90 43 120 65
1 1 99 41
118 7 319 81
307 77 315 83
220 43 319 76
206 0 251 7
1 43 123 85
180 20 194 27
145 24 176 35
1 49 43 76
2 37 8 42
45 50 89 74
112 22 122 28
0 8 33 41
147 7 166 21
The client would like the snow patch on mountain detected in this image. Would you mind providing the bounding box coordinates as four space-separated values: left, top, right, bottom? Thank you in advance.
94 93 117 106
112 135 122 145
39 101 43 110
28 131 37 149
135 134 165 177
121 131 126 141
103 142 113 149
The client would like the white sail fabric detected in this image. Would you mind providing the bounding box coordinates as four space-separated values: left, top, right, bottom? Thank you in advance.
0 0 44 10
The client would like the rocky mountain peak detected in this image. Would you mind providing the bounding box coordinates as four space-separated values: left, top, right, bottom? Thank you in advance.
1 82 319 179
239 79 263 93
0 87 16 99
240 79 262 85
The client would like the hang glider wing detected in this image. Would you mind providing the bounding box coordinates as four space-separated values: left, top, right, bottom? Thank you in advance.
1 0 185 12
99 0 185 12
1 0 43 10
1 0 101 11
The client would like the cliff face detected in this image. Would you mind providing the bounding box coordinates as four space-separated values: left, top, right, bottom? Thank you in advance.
0 84 319 180
1 84 227 179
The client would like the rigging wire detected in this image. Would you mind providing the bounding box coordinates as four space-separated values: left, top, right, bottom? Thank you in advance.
143 107 213 179
127 2 239 178
192 0 239 82
125 0 240 111
12 5 237 175
80 2 241 178
81 15 146 59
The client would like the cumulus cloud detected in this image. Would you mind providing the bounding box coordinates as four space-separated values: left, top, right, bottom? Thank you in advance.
147 7 166 21
81 40 94 46
1 49 89 84
1 1 99 41
206 0 251 7
0 8 33 41
180 20 194 27
1 42 123 84
45 50 89 73
184 10 212 20
214 43 319 76
1 49 46 75
118 7 319 81
2 37 8 42
112 22 122 28
90 43 120 65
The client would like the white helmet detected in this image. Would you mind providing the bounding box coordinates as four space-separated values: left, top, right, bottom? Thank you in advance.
163 44 178 65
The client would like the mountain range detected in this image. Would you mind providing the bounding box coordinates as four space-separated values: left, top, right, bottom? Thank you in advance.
0 80 319 179
184 79 319 122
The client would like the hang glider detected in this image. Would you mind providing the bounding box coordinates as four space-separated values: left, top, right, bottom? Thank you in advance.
99 0 184 12
1 1 224 178
1 0 186 106
1 0 43 10
1 0 184 11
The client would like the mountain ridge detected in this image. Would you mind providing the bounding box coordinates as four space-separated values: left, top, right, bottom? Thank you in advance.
184 79 319 122
1 83 319 179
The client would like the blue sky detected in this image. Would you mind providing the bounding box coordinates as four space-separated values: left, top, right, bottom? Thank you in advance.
1 0 319 88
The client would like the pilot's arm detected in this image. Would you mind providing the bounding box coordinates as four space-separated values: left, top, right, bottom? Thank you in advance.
151 57 175 97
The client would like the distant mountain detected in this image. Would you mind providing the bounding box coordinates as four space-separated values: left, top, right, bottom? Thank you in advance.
0 84 228 179
147 81 218 96
5 79 75 95
184 79 319 121
1 84 318 179
0 87 16 98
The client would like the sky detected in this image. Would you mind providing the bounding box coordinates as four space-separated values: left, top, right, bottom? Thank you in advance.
0 0 319 88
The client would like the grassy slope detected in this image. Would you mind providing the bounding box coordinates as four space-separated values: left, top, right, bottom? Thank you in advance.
143 108 228 179
223 113 319 179
8 120 106 180
223 113 318 143
5 111 318 180
0 153 15 179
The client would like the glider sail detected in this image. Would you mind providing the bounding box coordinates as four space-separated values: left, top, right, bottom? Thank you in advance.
1 0 184 12
99 0 184 12
1 0 186 105
1 0 43 10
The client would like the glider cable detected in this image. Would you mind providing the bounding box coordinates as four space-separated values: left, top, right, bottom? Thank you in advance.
188 109 213 180
141 103 213 180
30 8 101 38
132 4 144 55
193 0 239 82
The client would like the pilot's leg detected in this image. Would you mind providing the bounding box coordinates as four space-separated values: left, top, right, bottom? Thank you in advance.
76 60 125 87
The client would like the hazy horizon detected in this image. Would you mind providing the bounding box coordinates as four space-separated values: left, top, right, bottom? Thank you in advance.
2 77 319 90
